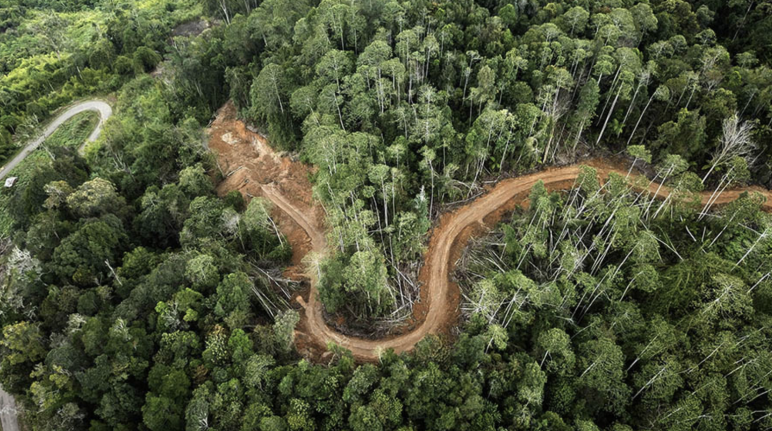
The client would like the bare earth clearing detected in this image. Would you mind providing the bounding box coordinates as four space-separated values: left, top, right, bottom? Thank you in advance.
209 104 772 362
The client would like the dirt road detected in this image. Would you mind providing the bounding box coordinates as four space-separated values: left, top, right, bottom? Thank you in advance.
206 104 772 362
286 162 772 360
0 100 112 181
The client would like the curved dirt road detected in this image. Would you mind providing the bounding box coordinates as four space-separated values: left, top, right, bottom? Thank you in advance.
0 100 112 181
268 161 772 361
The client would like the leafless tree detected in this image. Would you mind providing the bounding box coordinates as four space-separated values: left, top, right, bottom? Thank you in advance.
703 113 756 183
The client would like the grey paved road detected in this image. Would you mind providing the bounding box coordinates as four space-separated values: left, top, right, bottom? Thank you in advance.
0 100 113 181
0 99 111 431
0 385 20 431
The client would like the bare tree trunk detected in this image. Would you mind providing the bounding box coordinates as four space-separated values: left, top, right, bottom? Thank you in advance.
627 92 656 146
596 86 622 145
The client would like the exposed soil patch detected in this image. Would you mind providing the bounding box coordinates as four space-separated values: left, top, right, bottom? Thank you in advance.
207 102 322 272
207 102 772 362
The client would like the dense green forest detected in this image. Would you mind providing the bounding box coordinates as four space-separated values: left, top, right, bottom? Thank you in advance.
1 0 771 430
204 0 772 323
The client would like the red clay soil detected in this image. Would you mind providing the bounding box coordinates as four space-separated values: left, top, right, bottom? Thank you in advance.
207 102 772 362
207 102 324 274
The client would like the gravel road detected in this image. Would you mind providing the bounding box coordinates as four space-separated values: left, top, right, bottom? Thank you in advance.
0 100 112 181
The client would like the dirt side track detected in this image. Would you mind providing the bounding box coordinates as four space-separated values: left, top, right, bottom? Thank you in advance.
207 103 772 362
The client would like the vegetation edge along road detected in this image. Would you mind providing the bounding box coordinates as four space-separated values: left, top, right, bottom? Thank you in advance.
255 159 772 361
0 100 113 181
0 99 111 431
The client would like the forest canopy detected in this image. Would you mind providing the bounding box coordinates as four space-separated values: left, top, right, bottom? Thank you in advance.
1 0 772 430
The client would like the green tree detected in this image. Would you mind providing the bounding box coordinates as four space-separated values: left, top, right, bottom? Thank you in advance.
253 63 289 117
577 337 631 415
273 310 300 354
1 321 46 366
342 250 392 316
215 272 252 329
66 178 127 219
52 215 128 284
534 328 575 375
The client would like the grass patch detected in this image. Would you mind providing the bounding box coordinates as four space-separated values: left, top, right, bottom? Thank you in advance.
0 111 99 237
39 110 99 150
